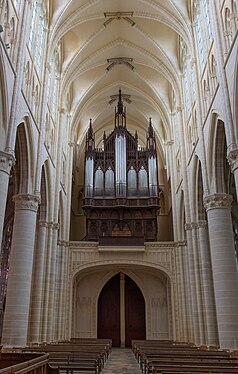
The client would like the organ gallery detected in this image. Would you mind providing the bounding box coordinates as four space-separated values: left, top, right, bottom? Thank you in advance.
83 90 160 244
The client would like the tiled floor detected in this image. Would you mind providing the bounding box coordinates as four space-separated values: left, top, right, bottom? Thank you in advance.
101 348 141 373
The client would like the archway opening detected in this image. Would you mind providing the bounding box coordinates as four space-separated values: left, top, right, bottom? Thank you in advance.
97 272 146 347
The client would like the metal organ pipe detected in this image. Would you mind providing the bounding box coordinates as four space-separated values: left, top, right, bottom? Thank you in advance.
115 135 127 196
148 156 158 196
85 157 94 197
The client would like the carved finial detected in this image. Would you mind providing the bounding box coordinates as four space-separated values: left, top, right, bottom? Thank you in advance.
87 118 93 139
117 88 124 114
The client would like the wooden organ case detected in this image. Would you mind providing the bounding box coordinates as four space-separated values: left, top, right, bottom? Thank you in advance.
83 90 160 245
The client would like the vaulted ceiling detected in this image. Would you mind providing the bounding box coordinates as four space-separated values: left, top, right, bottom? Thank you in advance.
50 0 191 157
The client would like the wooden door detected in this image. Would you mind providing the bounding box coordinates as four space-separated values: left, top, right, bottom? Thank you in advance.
125 275 146 347
97 273 120 347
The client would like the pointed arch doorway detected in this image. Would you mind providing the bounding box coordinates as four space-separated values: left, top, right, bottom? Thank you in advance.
97 272 146 347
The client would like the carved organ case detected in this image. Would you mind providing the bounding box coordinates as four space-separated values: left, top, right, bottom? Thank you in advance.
83 90 160 245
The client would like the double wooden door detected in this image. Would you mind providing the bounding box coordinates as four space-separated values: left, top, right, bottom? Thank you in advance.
97 273 146 347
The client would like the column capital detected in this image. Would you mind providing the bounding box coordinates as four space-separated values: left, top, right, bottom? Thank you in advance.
39 220 48 228
53 223 60 230
184 223 192 231
197 220 208 228
204 193 233 211
227 148 238 172
13 194 40 212
0 151 15 175
191 222 199 229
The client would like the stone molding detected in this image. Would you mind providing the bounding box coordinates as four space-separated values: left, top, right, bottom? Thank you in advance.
0 151 15 175
13 194 40 212
39 221 60 229
58 240 70 247
69 241 99 248
175 241 187 247
203 193 233 211
145 242 176 249
227 148 238 172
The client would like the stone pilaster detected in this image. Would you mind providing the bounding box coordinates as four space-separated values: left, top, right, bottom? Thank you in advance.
2 194 40 347
0 151 15 248
204 193 238 348
197 220 219 345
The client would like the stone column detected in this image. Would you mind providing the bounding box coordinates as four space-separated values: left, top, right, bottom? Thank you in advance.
28 220 48 343
46 223 59 342
62 242 70 341
204 193 238 348
175 242 188 342
55 240 65 341
191 223 206 344
184 224 200 344
197 220 219 346
0 151 14 248
41 222 53 342
2 194 40 347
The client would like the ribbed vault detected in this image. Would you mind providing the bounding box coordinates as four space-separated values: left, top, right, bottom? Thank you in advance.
50 0 191 159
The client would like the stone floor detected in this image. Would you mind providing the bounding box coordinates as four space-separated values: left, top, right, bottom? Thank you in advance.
101 348 141 374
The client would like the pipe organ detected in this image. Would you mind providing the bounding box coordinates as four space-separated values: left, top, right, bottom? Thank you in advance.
83 90 160 245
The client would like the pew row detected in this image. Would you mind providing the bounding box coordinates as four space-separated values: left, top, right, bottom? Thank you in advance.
22 339 112 374
132 340 238 374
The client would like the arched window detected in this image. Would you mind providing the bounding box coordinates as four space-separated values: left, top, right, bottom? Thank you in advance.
28 2 47 75
193 0 213 68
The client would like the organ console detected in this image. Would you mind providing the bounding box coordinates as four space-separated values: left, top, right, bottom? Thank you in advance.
83 90 160 245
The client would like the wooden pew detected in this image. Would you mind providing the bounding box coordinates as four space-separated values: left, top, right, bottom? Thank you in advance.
23 339 112 374
131 340 238 374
